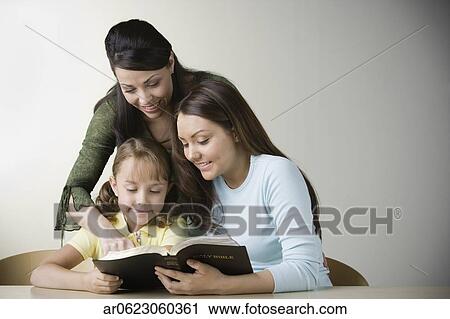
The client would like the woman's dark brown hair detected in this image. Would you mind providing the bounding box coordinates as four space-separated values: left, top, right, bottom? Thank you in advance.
94 19 215 146
172 80 322 238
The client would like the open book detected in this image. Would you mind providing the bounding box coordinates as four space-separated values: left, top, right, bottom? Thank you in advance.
93 236 253 289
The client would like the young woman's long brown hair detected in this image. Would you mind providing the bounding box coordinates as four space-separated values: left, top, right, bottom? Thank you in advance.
172 80 322 238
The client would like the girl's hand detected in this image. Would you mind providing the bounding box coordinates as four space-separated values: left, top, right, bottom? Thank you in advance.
83 268 122 294
100 235 134 255
155 259 228 295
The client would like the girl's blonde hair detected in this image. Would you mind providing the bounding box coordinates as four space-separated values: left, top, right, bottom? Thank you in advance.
96 138 171 223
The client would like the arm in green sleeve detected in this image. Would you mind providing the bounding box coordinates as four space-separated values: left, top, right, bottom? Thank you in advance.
55 100 117 231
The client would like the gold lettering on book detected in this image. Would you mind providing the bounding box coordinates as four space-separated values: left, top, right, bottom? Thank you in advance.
164 256 180 269
195 254 234 260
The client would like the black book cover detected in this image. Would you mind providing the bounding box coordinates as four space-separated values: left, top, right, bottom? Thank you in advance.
94 244 253 289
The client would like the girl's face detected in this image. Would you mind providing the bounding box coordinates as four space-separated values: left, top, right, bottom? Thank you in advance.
114 56 174 122
110 157 169 229
177 113 238 181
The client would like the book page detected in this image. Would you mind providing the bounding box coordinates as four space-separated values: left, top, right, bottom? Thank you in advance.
99 236 239 260
169 235 239 255
100 245 169 260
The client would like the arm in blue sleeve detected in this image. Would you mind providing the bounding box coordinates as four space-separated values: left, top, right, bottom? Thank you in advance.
263 158 322 292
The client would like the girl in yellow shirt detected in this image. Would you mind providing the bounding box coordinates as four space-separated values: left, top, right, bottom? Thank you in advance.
31 138 185 293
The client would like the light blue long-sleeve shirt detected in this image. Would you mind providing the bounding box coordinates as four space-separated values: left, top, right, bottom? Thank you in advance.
213 154 332 292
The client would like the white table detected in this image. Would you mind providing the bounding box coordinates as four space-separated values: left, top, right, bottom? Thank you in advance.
1 286 449 299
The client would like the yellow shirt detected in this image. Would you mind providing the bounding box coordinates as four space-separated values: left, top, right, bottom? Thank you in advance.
67 213 185 260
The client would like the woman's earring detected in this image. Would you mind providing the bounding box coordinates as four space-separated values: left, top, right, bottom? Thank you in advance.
234 134 240 143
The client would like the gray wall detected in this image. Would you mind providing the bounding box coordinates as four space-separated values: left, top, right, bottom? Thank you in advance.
0 0 448 286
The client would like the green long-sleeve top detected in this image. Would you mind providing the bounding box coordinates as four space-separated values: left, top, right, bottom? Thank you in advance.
56 73 232 231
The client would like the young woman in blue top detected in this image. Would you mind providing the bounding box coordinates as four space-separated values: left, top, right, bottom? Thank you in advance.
154 80 332 294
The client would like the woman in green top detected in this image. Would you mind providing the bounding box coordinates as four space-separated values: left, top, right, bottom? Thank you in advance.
57 19 230 252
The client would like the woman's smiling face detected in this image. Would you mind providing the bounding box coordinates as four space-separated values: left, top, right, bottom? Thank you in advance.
177 112 239 181
114 56 174 121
